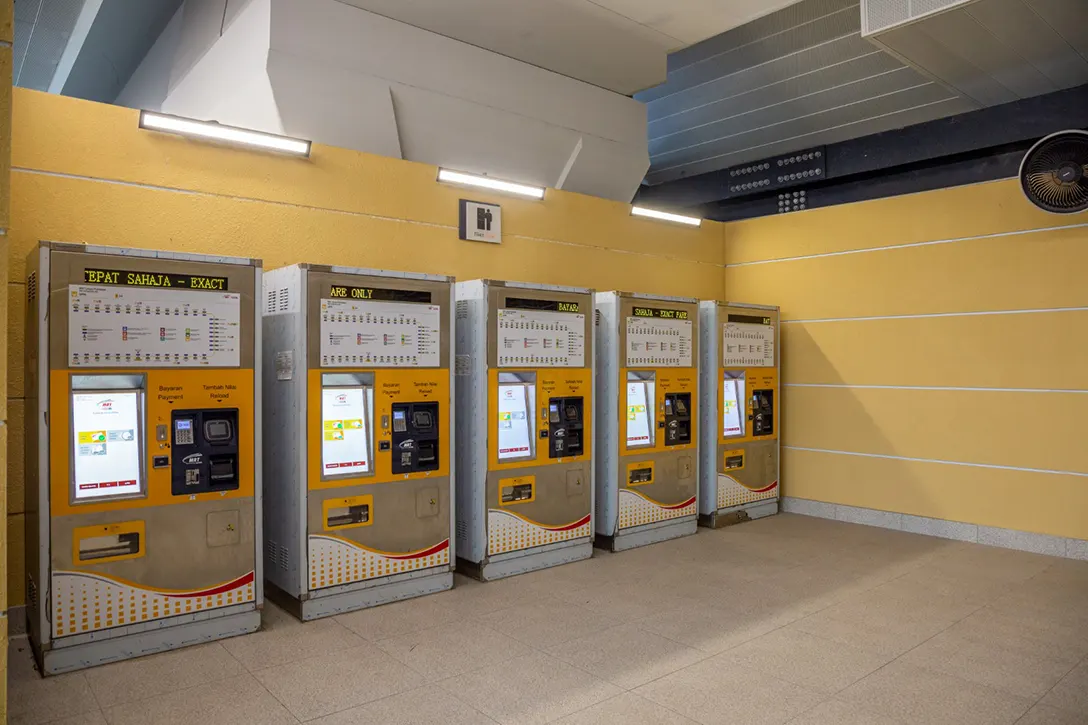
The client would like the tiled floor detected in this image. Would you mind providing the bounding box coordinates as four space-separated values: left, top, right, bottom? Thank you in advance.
9 513 1088 725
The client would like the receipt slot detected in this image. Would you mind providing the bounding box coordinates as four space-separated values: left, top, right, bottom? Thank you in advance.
455 280 593 580
262 265 453 620
698 302 780 527
25 242 262 675
595 292 699 552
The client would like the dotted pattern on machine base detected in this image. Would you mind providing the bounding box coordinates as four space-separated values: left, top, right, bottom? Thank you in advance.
487 509 591 556
52 571 255 637
309 536 449 590
717 475 778 511
618 490 697 530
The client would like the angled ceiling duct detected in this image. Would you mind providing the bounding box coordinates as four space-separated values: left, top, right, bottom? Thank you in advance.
862 0 1088 107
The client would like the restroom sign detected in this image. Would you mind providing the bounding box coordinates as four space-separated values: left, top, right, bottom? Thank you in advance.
459 200 502 244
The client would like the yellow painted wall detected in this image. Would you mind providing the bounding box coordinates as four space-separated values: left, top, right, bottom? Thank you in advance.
2 0 12 712
5 89 726 607
725 179 1088 540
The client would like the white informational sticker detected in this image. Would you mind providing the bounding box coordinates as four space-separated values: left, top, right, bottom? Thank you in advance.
320 300 441 367
72 391 142 500
321 387 371 477
68 285 242 368
723 377 746 437
723 322 775 367
497 383 533 460
497 309 585 368
625 316 693 367
275 350 294 381
625 381 655 448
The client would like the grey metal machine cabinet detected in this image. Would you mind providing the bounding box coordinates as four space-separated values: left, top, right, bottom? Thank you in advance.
698 301 780 527
262 265 455 620
25 242 263 674
595 292 699 552
455 280 594 580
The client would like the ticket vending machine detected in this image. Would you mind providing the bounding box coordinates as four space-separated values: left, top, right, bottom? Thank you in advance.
262 265 454 619
595 292 699 551
455 280 593 580
698 302 780 526
25 242 262 675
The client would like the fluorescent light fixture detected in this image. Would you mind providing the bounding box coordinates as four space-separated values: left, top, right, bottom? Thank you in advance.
437 168 545 199
139 111 311 157
631 206 702 227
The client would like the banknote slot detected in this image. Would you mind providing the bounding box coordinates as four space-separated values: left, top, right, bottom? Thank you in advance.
326 504 370 529
79 532 140 562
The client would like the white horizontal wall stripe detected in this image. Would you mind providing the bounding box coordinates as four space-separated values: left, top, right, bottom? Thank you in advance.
784 383 1088 394
13 168 723 268
784 445 1088 478
781 306 1088 324
726 221 1088 268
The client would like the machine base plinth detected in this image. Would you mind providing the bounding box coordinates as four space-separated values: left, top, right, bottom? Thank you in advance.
271 569 454 622
597 516 697 552
458 538 593 581
700 500 779 529
34 607 260 676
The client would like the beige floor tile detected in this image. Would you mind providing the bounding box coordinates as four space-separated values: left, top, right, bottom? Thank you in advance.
478 596 620 649
554 581 690 621
838 660 1032 725
785 699 903 725
436 651 621 725
636 601 798 655
634 657 826 725
552 693 699 724
375 619 531 681
949 606 1088 666
102 673 297 725
1015 703 1088 725
252 641 423 721
719 629 892 694
84 642 245 708
335 592 465 641
221 603 365 671
1040 659 1088 715
37 714 108 725
899 624 1075 698
7 641 100 725
544 622 707 689
788 598 958 658
307 685 497 724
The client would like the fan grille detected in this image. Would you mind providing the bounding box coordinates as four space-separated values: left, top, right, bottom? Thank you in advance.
1020 131 1088 214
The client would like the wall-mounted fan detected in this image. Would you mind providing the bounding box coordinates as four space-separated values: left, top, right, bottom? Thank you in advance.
1019 130 1088 214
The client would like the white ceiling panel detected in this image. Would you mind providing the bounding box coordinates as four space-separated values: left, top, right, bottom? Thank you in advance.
333 0 807 93
588 0 810 45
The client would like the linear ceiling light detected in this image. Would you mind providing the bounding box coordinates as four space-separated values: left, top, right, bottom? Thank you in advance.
631 206 702 227
139 111 312 157
437 168 545 199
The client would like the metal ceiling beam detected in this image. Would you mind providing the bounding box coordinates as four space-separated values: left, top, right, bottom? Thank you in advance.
635 82 1088 220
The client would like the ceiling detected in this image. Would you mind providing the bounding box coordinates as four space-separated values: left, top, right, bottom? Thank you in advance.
14 0 182 101
333 0 807 94
636 0 978 184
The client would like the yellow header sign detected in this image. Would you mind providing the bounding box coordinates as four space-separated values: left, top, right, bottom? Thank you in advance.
84 268 228 291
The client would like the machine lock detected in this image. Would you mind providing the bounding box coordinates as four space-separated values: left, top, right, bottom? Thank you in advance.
547 396 584 458
663 393 692 446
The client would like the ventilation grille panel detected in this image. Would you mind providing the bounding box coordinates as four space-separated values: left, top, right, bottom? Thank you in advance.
27 272 37 304
263 286 293 317
863 0 969 34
